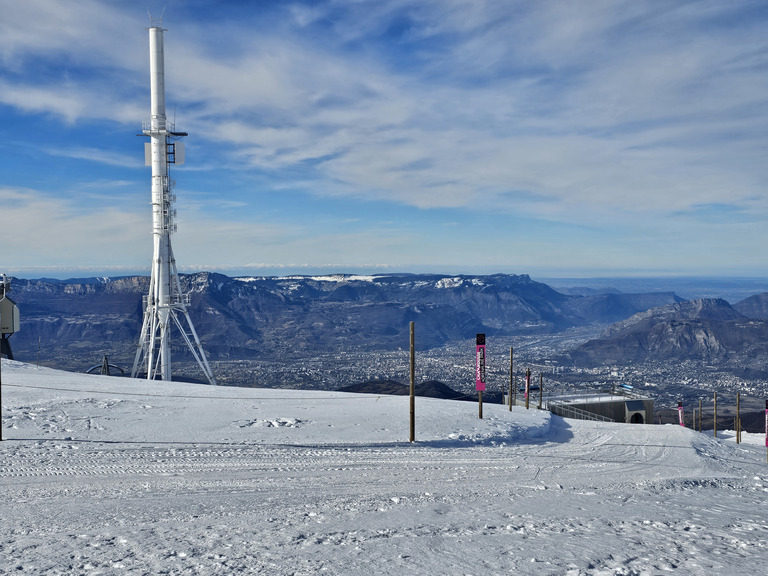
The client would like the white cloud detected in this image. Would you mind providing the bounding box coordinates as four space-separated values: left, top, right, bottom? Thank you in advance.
153 0 767 226
0 0 144 69
0 186 147 268
42 146 144 168
0 81 89 124
4 1 766 219
1 0 767 275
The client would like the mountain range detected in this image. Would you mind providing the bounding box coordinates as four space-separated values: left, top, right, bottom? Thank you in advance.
6 272 680 364
569 298 768 368
4 272 767 385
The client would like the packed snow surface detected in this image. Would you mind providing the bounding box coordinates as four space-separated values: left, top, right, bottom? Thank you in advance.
2 360 768 575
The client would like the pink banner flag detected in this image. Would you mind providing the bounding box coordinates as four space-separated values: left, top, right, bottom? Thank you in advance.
475 334 486 392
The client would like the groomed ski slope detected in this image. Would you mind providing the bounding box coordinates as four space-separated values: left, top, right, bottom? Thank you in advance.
2 360 767 575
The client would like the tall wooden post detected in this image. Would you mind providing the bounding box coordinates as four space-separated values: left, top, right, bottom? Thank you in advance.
525 368 531 410
538 373 543 410
698 398 702 432
479 390 483 419
409 321 415 443
508 347 513 411
513 374 517 407
713 391 717 438
736 392 741 444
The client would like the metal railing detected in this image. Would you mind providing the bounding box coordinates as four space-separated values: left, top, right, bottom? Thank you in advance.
142 119 175 133
547 400 615 423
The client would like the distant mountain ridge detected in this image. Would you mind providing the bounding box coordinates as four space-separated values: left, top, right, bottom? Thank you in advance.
600 298 745 338
734 293 768 319
6 272 688 380
570 298 768 367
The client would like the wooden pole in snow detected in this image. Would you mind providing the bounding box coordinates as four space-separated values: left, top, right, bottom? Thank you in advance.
538 373 543 410
409 321 415 443
736 392 741 444
525 368 531 410
513 374 517 407
479 390 483 419
698 398 702 432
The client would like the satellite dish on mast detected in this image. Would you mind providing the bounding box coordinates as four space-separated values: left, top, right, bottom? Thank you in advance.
87 354 126 376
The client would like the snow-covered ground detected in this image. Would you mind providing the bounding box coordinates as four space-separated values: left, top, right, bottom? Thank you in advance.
2 360 767 575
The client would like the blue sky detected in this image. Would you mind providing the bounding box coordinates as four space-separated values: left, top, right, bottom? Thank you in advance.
2 0 767 279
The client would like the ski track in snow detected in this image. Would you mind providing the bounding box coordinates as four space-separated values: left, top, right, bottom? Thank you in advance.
1 361 768 575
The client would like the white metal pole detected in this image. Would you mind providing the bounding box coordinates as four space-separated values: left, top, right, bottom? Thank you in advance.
149 26 172 381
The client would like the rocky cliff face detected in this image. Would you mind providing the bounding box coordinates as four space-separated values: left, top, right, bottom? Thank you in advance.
734 292 768 320
570 298 768 367
7 272 684 374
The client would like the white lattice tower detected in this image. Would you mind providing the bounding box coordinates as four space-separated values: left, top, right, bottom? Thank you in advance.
131 23 216 385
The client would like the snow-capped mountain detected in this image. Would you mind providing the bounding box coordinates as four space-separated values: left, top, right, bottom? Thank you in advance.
8 272 681 374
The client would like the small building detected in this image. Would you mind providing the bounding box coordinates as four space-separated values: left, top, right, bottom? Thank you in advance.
545 391 654 424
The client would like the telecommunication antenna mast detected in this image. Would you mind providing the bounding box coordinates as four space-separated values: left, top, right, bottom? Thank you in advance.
131 19 216 385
